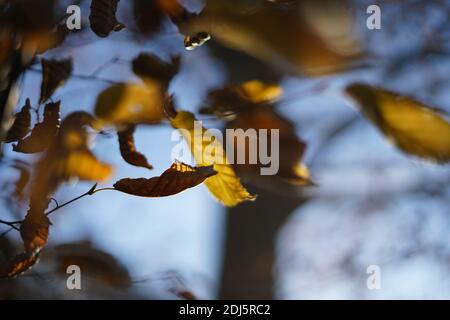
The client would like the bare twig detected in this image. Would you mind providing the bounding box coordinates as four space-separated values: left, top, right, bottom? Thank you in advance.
0 183 117 233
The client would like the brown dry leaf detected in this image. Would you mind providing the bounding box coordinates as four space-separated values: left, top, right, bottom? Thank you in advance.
170 111 256 206
89 0 125 38
114 161 217 197
20 212 50 254
178 0 360 75
12 161 31 201
132 53 180 89
228 106 313 188
117 125 153 170
94 82 165 126
2 251 40 278
4 98 32 143
346 83 450 164
39 58 72 104
13 101 60 153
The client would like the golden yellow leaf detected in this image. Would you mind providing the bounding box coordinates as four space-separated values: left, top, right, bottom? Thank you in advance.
170 111 256 207
238 80 283 103
201 81 282 117
346 83 450 163
94 82 165 126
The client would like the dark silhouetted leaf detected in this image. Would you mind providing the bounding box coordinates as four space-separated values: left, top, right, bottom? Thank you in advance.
4 98 31 143
118 125 153 170
39 58 72 104
132 53 180 89
346 83 450 164
114 162 217 197
13 101 60 153
89 0 125 38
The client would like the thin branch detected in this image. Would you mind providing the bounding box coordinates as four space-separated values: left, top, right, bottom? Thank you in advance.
0 219 20 230
28 67 118 84
45 183 99 217
0 183 116 233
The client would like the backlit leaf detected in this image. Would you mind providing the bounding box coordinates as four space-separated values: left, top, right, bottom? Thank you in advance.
1 251 40 278
170 111 256 207
201 80 282 117
346 83 450 164
114 162 217 197
94 82 165 126
118 125 153 170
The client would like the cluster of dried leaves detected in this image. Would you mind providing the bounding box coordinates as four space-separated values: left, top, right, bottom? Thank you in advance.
1 0 450 279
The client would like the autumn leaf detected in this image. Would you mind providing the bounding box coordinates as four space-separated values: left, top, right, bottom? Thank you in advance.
12 160 31 201
178 0 360 75
114 162 217 197
1 251 40 278
170 111 256 207
20 212 50 254
4 98 31 143
24 112 113 255
94 82 165 126
39 58 73 104
201 80 283 117
132 53 180 89
228 106 313 188
117 125 153 170
346 83 450 164
13 101 61 153
89 0 125 38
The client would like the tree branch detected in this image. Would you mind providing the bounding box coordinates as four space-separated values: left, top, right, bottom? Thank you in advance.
0 183 116 232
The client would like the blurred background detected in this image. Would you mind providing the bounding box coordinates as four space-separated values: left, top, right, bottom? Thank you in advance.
1 0 450 299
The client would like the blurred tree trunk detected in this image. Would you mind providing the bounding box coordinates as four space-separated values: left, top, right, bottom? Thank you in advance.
219 187 305 299
209 43 305 299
